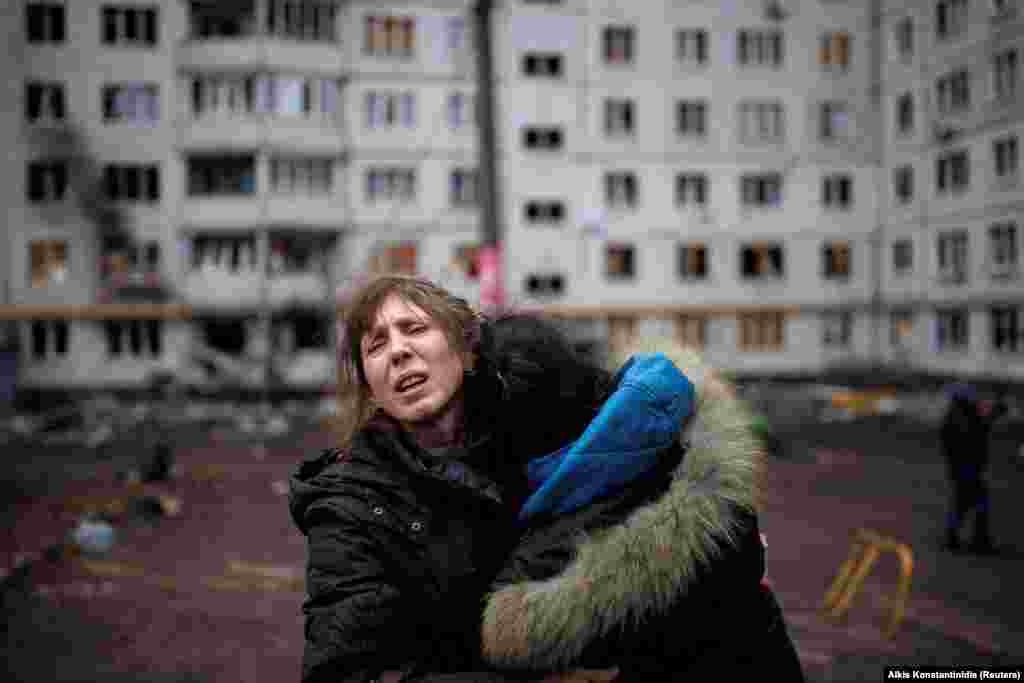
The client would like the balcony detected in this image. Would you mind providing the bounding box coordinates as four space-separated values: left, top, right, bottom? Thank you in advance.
183 154 265 226
267 231 334 307
183 234 263 309
183 269 264 309
180 1 343 74
179 75 345 153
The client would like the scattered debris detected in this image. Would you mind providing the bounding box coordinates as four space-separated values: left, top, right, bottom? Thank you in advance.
224 560 304 592
813 448 861 466
85 423 114 449
78 558 145 578
70 517 117 555
190 463 227 481
140 443 175 482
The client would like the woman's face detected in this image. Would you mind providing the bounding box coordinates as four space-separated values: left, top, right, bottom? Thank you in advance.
360 294 467 428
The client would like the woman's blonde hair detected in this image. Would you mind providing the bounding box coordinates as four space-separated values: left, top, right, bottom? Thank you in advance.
332 275 481 449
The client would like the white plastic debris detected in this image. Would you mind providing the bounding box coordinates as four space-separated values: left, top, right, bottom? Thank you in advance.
265 414 290 436
86 423 114 449
70 518 116 555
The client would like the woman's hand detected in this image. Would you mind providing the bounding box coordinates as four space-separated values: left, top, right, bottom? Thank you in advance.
540 669 619 683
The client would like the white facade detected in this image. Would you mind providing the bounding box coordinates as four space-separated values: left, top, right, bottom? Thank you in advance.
3 0 1022 389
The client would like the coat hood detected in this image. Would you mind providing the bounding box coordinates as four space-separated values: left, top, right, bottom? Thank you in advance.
519 352 696 521
481 338 765 670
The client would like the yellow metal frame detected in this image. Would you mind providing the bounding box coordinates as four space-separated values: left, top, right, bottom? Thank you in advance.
821 527 914 639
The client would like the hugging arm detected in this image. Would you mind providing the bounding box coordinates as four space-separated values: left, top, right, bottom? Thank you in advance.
301 505 418 683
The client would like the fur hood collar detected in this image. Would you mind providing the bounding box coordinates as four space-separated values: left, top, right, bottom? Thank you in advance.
481 339 765 670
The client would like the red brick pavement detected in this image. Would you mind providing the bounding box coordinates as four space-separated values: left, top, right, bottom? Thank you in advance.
4 422 1024 682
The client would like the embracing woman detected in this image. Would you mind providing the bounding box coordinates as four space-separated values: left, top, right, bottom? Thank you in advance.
289 275 804 682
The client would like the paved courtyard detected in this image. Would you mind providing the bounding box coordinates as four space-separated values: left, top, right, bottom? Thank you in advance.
2 389 1023 682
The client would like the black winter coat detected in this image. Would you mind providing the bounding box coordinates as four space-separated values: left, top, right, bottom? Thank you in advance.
289 419 527 683
479 345 806 681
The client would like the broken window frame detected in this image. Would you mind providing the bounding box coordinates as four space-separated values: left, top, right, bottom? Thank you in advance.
736 29 783 68
187 155 257 196
26 160 69 202
935 69 970 116
677 243 708 281
988 221 1018 270
452 243 481 280
522 52 563 78
819 31 851 73
675 315 706 349
894 18 913 60
524 273 566 297
29 319 70 360
605 242 636 280
191 235 259 273
896 92 914 134
935 308 969 351
267 0 338 42
676 29 708 67
103 319 162 358
604 98 635 138
522 126 564 151
890 309 914 349
993 135 1019 181
604 171 638 210
102 83 160 124
738 311 785 352
893 165 914 204
819 101 851 142
602 25 635 66
26 3 65 43
29 240 69 288
936 230 969 283
936 149 970 195
365 167 417 203
364 15 415 58
739 100 784 144
822 174 853 210
104 163 161 202
25 81 65 122
822 311 853 349
892 239 914 276
990 306 1024 353
675 173 708 207
523 200 566 225
822 241 852 280
369 242 417 276
740 173 783 208
447 91 473 129
993 48 1019 102
365 90 415 128
102 5 159 47
449 168 478 207
935 0 968 41
269 157 333 195
676 100 708 139
739 242 785 281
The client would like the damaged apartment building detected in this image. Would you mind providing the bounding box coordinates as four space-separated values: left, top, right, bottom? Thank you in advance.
5 0 1024 392
6 0 483 391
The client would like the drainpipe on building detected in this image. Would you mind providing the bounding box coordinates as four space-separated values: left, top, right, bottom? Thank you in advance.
869 0 884 373
473 0 505 315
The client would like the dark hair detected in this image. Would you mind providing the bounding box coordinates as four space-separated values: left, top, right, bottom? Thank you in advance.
478 314 614 462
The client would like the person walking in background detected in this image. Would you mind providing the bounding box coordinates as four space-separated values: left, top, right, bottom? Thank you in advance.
941 383 1008 555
